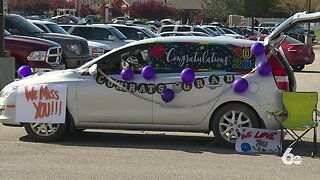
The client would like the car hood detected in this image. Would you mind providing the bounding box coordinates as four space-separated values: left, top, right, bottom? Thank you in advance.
8 69 82 86
35 32 87 41
124 39 136 44
266 11 320 45
87 41 111 50
6 35 61 47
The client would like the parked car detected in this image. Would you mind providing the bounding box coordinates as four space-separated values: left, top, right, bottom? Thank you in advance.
4 30 64 74
227 26 259 37
111 16 129 24
1 12 319 148
30 20 111 58
157 25 214 36
109 24 159 40
5 14 91 68
202 25 246 39
85 15 100 24
287 24 316 43
258 22 280 31
248 35 315 71
50 14 85 25
61 24 135 49
159 31 211 37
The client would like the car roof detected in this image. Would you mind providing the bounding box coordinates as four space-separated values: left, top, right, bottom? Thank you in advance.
60 24 115 28
29 19 56 24
109 24 146 30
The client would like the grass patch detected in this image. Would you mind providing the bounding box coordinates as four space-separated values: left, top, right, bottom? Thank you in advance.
315 28 320 41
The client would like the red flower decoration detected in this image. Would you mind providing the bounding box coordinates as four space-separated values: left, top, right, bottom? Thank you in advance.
150 45 166 59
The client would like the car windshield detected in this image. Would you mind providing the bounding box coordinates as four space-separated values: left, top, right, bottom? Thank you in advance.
46 23 69 34
109 27 127 39
203 27 219 36
11 15 43 34
284 36 303 44
140 28 159 38
215 26 226 35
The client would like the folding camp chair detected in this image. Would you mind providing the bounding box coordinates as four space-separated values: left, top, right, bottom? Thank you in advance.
267 92 320 157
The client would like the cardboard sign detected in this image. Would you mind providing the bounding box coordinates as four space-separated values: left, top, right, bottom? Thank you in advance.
15 84 67 123
236 128 283 153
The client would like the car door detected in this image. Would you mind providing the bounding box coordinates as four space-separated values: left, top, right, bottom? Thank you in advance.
76 44 153 124
149 42 254 125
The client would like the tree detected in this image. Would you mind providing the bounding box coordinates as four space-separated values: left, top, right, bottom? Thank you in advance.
202 0 245 22
9 0 50 15
129 0 178 20
276 0 320 14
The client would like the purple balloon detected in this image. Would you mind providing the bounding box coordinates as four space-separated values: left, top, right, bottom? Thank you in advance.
161 88 175 103
251 42 265 57
120 68 134 81
233 78 249 93
257 61 272 76
141 65 155 80
18 65 32 78
181 68 195 84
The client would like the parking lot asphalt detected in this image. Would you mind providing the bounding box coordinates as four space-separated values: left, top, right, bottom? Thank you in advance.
1 46 320 180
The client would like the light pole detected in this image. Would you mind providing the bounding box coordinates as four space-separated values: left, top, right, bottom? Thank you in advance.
307 0 311 44
0 0 15 90
251 0 255 36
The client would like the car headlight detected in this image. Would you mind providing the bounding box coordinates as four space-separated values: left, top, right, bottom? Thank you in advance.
92 47 104 58
0 86 16 98
66 44 80 55
27 51 47 61
92 47 104 54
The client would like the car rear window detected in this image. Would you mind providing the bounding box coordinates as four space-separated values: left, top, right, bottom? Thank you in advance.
149 42 255 73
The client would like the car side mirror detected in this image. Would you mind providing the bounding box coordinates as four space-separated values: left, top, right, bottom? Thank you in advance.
89 64 98 76
108 35 115 41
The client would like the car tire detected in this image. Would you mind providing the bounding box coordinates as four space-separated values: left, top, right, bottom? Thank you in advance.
212 103 260 148
24 123 68 142
291 64 305 72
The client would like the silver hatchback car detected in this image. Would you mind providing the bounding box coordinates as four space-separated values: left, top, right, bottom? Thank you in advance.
1 12 319 147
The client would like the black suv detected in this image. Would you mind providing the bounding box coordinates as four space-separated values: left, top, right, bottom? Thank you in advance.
5 14 91 68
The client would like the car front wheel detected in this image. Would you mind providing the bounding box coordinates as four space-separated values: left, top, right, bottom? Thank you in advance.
24 123 68 141
212 103 260 148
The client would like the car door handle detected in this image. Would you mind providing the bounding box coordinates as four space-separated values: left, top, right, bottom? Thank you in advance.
206 84 222 90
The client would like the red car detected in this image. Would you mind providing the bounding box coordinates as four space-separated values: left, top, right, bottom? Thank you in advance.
248 35 315 71
4 30 64 75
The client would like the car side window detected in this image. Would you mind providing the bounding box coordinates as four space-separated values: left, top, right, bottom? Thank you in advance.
93 28 112 40
72 27 94 39
99 44 150 75
160 26 174 33
177 26 191 32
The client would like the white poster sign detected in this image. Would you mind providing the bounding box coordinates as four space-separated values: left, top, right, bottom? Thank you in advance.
15 84 67 123
235 128 283 153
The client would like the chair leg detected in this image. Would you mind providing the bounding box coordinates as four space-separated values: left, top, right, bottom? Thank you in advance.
280 126 284 156
314 127 317 157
